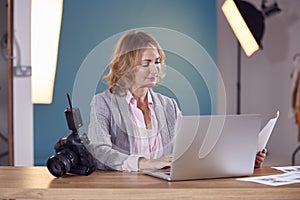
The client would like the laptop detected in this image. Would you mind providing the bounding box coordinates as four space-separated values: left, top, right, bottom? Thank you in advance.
144 114 261 181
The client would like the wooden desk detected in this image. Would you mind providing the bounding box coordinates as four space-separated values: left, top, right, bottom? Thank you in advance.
0 166 299 199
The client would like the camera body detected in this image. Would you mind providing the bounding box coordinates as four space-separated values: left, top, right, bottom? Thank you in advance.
47 95 96 177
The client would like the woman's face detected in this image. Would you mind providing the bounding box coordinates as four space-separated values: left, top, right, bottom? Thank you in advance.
132 47 161 90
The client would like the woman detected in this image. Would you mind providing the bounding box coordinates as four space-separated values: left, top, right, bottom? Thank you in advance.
87 30 267 172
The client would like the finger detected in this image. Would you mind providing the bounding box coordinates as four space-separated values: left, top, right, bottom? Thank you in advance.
255 158 263 168
261 148 267 154
256 156 264 163
258 151 266 159
164 154 173 162
257 151 266 158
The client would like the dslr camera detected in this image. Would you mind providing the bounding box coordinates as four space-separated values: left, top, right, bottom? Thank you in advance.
47 94 96 177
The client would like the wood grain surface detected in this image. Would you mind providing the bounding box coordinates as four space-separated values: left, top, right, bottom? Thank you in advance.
0 166 299 199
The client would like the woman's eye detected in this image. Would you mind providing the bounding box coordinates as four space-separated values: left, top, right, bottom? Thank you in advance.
141 60 160 67
142 63 150 67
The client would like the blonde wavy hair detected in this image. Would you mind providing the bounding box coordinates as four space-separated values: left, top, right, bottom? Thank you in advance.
103 30 166 95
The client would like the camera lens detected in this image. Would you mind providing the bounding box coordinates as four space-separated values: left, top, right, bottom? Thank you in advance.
47 150 77 177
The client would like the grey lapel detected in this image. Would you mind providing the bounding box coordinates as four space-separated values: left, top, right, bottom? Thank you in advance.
111 94 136 153
149 89 172 154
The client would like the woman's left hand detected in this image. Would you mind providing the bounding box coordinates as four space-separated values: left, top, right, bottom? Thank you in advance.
255 148 267 168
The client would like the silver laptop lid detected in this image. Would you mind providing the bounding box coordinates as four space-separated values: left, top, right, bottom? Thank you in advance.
170 114 261 181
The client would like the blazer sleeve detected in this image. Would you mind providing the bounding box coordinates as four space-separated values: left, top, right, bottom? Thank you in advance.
86 93 129 171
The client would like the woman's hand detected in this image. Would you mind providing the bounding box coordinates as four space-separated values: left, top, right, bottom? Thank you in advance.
138 154 172 171
255 148 267 168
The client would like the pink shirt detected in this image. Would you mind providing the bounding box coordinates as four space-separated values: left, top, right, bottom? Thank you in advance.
121 90 163 172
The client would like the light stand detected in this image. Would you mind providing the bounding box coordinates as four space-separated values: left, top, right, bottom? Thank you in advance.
237 42 241 114
222 0 281 115
236 41 241 115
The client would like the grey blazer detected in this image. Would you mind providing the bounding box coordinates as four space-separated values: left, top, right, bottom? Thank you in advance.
87 89 181 171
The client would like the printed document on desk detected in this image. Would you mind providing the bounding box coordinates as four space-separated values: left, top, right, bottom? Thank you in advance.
256 111 279 152
237 171 300 186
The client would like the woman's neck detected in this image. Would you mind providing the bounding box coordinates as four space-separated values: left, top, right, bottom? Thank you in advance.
131 88 148 103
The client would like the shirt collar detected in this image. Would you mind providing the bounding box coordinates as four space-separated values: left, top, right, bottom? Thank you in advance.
125 90 153 107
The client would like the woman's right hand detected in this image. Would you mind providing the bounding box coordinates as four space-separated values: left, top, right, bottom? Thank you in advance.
138 154 172 171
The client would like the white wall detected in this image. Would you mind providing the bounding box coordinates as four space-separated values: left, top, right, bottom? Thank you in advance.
13 0 33 166
217 0 300 166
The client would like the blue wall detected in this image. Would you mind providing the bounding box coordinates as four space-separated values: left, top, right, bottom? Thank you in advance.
34 0 217 166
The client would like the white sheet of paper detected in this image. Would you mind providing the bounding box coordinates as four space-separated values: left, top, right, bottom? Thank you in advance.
237 172 300 186
256 111 279 152
272 166 300 173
